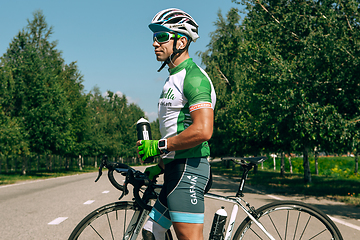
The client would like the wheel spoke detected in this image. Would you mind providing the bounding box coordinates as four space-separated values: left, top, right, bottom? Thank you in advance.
298 215 311 240
123 209 127 237
90 224 105 240
268 214 283 240
249 226 264 239
308 229 327 239
285 210 289 240
106 213 115 240
293 211 301 240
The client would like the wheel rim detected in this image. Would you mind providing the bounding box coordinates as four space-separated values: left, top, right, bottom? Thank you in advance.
236 202 342 240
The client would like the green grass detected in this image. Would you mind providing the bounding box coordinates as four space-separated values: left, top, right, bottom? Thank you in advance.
0 166 98 185
211 159 360 207
0 161 154 186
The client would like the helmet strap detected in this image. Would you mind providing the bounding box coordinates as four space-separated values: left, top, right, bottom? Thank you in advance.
157 33 190 72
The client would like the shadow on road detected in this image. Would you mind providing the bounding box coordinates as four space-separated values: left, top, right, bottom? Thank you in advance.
209 174 360 221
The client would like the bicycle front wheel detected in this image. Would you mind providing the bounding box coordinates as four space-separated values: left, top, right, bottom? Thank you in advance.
233 200 343 240
69 201 143 240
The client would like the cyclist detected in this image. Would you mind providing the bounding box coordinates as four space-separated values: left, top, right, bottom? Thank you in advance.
136 8 216 240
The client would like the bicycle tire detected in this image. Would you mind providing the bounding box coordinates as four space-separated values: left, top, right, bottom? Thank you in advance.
232 200 343 240
68 201 173 240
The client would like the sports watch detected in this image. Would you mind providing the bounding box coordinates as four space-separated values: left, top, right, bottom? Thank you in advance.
158 139 170 154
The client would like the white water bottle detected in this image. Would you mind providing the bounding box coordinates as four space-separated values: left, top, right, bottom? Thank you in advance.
209 207 227 240
136 118 154 163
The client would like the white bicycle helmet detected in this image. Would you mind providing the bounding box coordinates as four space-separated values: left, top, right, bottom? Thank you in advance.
149 8 199 42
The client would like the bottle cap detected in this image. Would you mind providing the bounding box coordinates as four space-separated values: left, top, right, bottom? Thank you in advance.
137 117 149 124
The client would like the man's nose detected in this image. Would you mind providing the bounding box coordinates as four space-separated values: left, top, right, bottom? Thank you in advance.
153 41 160 47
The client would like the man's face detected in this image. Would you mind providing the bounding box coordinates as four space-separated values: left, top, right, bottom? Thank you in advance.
152 33 174 62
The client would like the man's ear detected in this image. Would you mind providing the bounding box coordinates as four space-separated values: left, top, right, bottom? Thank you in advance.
178 36 188 50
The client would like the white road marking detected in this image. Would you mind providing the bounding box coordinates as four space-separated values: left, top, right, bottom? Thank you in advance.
266 194 283 200
48 217 68 225
245 186 283 200
102 190 110 193
84 200 95 205
330 217 360 231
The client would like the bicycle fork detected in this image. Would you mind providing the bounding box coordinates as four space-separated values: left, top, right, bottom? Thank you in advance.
123 209 150 240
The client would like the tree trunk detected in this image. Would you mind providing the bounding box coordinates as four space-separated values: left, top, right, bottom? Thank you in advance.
14 156 17 172
6 156 9 173
270 154 277 170
70 157 73 169
288 154 293 174
355 152 358 174
314 148 319 175
48 155 53 171
303 147 312 184
280 152 285 177
22 156 27 175
37 155 40 171
65 156 69 170
78 155 83 171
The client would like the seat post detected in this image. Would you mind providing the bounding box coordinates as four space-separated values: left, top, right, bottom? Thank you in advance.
236 165 253 197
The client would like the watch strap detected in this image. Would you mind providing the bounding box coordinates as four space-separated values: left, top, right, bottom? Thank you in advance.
158 139 170 154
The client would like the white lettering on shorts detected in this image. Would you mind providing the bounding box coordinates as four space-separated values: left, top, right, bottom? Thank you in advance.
187 175 198 205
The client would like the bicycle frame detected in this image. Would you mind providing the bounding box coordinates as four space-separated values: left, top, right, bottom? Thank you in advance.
205 192 276 240
71 156 341 240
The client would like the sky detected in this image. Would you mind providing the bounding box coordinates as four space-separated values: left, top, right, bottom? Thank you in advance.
1 0 245 122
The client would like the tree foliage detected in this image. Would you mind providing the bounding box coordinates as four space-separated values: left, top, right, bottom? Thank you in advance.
0 10 149 173
200 0 360 183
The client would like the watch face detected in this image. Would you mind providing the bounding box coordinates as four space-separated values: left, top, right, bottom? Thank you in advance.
159 140 166 148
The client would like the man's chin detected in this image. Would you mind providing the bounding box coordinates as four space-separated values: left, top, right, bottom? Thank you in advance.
156 57 167 62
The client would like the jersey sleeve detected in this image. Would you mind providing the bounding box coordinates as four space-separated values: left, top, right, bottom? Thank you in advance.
183 68 213 113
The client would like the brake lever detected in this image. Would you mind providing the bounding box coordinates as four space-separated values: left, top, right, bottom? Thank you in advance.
95 162 104 182
123 177 129 195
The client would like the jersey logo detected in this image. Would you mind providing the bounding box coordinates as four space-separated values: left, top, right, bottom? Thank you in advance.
189 102 212 112
160 88 176 100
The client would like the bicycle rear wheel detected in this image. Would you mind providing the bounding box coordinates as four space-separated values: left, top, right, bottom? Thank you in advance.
233 200 343 240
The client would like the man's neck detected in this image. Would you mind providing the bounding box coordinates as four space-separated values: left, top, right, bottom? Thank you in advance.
168 52 190 69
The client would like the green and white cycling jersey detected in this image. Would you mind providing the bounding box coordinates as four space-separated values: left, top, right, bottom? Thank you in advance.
158 58 216 164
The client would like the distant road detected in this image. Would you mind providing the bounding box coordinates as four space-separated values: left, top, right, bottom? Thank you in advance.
1 165 359 239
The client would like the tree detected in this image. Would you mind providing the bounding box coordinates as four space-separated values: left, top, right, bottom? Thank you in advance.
200 0 360 183
1 10 157 172
3 11 73 160
234 0 360 182
0 61 30 159
86 88 145 160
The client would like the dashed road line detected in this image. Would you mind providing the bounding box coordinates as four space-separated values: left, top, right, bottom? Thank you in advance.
102 190 110 193
84 200 95 205
48 217 68 225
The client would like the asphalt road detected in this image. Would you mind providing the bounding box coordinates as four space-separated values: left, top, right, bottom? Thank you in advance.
1 165 359 239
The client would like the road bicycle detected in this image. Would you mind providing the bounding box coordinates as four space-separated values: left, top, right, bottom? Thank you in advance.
68 155 343 240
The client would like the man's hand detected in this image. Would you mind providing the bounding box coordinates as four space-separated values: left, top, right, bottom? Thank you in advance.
137 140 161 161
144 164 164 181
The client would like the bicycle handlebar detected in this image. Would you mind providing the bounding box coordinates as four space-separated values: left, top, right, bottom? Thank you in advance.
95 155 154 211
